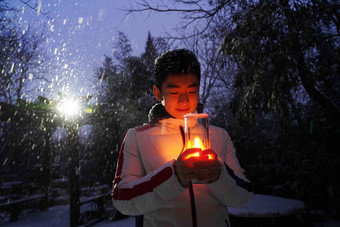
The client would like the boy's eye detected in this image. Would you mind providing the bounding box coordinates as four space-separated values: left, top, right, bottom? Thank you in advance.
168 89 179 94
188 89 198 94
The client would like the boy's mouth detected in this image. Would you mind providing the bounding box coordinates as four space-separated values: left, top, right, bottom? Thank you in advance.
176 108 190 112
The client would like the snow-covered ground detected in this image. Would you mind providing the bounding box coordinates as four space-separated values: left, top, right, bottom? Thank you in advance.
228 194 305 217
0 204 135 227
0 194 339 227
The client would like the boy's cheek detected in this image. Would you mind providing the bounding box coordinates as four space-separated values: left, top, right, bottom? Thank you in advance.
161 95 172 104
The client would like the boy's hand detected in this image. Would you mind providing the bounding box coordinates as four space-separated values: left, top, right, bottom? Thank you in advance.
193 159 221 183
174 158 195 188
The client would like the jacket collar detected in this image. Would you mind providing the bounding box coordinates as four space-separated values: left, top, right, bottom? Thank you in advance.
148 103 173 123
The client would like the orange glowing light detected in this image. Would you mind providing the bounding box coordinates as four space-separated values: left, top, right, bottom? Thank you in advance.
181 137 216 164
183 151 215 161
182 137 215 162
183 152 200 160
187 137 205 150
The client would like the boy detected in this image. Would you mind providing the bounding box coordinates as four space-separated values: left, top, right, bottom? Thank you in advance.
112 49 253 226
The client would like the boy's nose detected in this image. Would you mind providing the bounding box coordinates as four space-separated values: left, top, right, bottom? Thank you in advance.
179 92 189 103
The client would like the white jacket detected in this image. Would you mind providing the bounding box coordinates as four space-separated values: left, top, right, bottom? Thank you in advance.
112 117 253 227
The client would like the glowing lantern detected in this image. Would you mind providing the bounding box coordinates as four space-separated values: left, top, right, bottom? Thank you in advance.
184 113 210 150
179 113 217 184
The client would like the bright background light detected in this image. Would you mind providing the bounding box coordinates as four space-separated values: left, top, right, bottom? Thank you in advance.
57 99 81 117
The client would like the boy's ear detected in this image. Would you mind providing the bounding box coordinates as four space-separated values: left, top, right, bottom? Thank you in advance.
153 85 162 102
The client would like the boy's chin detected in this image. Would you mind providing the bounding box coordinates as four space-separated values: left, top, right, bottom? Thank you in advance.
169 112 185 119
168 109 194 119
175 113 190 119
173 115 185 119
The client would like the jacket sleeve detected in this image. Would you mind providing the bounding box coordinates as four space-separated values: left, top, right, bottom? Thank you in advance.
206 129 253 208
111 129 186 215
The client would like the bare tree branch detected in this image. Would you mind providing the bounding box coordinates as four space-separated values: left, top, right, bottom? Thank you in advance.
125 0 233 39
19 0 52 19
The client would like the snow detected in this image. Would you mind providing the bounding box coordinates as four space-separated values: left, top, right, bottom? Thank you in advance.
1 194 339 226
228 194 305 217
0 205 135 227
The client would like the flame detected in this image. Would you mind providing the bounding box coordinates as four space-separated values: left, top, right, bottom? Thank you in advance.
195 137 205 149
187 137 205 150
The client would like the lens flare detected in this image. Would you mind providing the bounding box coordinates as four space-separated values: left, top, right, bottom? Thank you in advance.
57 98 80 117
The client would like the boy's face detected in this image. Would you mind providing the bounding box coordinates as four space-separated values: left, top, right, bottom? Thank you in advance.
153 73 199 119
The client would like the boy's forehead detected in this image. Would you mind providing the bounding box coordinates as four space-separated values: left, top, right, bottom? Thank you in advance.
163 73 199 88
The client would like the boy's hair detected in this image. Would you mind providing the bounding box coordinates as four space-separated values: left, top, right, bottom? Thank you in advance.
154 49 201 90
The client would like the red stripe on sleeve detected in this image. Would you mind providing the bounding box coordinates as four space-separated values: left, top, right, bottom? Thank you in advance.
111 132 128 196
112 166 173 200
115 133 127 178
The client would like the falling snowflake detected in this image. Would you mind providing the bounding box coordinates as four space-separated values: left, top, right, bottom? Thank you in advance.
78 17 84 24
